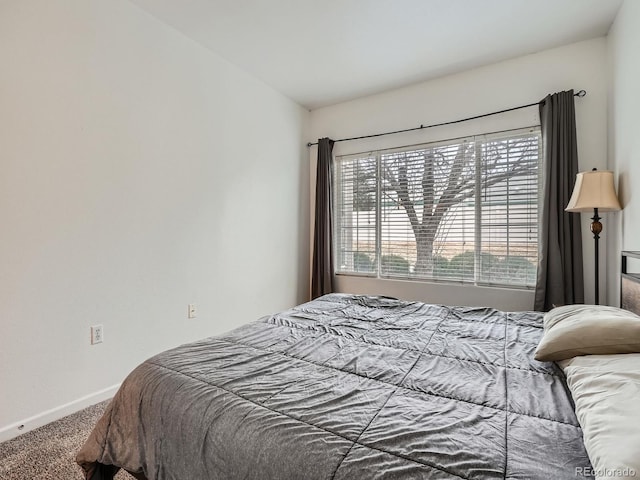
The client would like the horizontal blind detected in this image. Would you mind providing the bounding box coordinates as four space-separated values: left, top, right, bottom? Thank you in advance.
333 127 540 288
379 139 476 279
335 153 377 274
478 129 540 286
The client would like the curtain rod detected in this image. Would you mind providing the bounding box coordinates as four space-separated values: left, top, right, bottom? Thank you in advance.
306 89 586 147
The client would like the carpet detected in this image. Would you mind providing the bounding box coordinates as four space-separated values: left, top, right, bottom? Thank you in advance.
0 400 130 480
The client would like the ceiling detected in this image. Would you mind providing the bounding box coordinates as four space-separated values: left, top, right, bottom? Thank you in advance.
129 0 623 110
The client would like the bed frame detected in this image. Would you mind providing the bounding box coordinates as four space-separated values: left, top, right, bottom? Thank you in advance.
621 251 640 315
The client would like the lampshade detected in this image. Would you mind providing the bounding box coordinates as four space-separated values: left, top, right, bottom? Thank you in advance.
566 170 622 212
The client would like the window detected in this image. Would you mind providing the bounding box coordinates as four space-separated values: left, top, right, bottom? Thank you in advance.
334 127 541 288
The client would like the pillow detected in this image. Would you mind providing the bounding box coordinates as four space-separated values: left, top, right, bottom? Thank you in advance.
534 304 640 361
559 353 640 480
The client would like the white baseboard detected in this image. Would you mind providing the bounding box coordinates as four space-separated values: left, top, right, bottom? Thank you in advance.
0 383 121 443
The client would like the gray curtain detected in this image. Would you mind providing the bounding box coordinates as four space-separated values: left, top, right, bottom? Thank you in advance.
311 138 335 299
534 90 584 311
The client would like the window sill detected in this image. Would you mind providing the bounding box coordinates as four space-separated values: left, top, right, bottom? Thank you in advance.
335 272 535 291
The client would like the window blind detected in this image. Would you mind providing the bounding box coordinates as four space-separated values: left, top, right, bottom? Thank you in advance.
334 127 541 288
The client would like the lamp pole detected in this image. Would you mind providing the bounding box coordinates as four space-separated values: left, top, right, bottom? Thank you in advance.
591 207 602 305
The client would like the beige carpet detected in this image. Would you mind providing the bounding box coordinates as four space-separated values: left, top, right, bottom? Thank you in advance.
0 400 130 480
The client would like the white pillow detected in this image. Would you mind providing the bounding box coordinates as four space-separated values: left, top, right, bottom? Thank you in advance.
534 305 640 361
560 354 640 480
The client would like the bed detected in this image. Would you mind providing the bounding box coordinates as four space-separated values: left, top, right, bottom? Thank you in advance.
77 293 617 480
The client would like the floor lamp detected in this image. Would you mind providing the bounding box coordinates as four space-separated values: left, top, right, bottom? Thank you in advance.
566 168 621 305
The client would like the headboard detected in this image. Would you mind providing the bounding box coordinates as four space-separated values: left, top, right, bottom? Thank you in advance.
621 251 640 315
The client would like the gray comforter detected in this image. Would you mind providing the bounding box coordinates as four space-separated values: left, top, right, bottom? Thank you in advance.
77 294 593 479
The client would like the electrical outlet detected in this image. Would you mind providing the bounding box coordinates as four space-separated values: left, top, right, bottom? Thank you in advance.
188 304 197 319
91 325 104 345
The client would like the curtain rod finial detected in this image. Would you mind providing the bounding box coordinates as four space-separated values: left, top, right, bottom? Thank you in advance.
576 90 586 97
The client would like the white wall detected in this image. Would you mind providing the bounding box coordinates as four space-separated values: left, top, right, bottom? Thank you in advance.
607 0 640 306
0 0 309 440
308 38 609 311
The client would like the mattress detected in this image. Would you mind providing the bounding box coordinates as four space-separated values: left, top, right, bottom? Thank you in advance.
77 294 593 479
